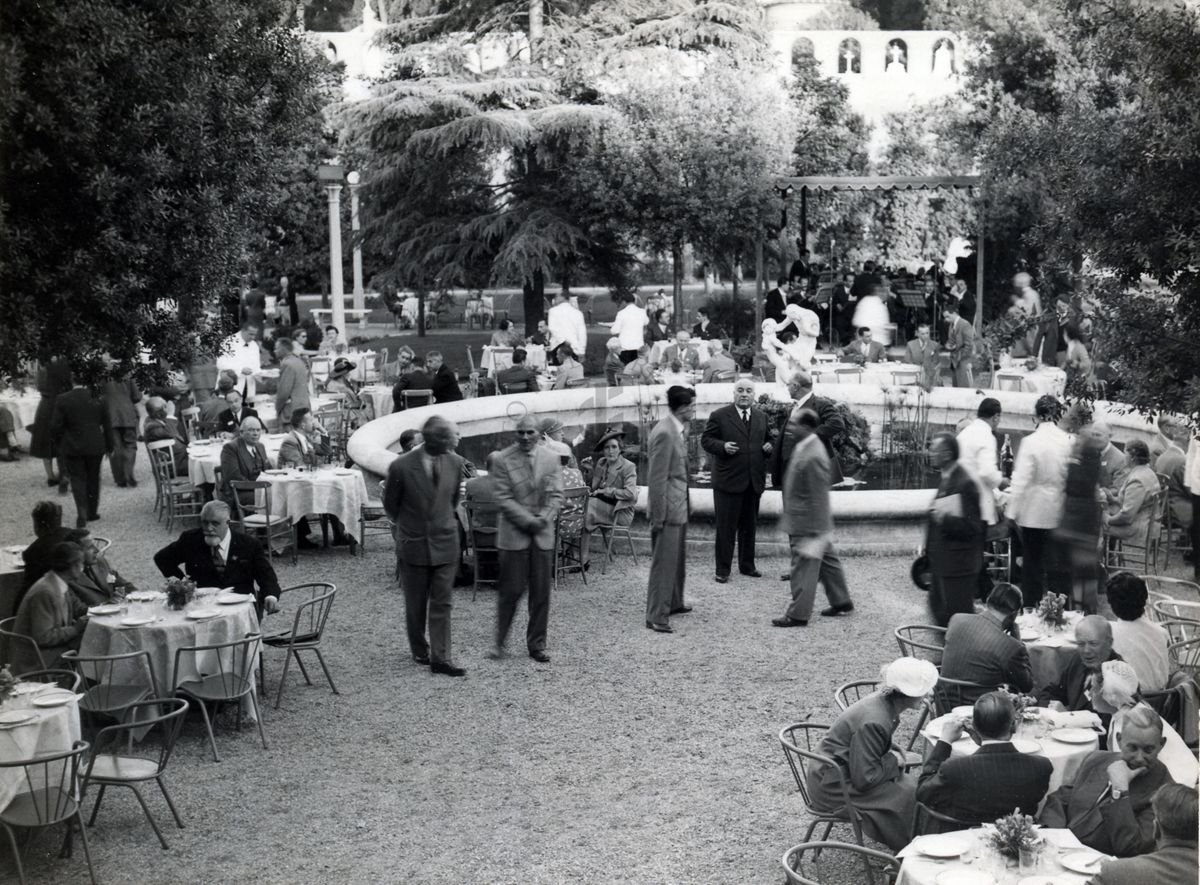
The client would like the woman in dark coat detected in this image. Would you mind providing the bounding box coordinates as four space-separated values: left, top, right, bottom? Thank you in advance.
29 356 73 489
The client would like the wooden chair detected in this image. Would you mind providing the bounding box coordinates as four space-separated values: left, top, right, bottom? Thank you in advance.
0 616 46 673
400 389 433 409
553 487 589 590
259 583 338 709
778 723 867 849
358 479 394 556
146 438 203 532
180 406 201 441
782 841 898 885
834 367 863 383
229 480 297 565
588 518 638 575
894 624 947 666
171 633 266 762
464 500 502 601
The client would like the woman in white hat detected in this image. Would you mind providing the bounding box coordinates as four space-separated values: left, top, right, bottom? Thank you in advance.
1100 660 1197 786
326 357 367 422
807 657 939 850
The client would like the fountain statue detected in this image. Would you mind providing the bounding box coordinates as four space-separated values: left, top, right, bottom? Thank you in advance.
761 302 819 383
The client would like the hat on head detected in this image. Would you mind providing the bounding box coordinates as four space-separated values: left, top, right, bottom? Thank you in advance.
329 358 356 379
540 416 564 436
593 428 626 453
1101 660 1139 703
880 657 939 697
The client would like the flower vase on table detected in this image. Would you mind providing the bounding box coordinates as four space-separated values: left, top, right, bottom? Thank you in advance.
0 665 16 704
164 577 197 611
988 810 1043 869
1037 592 1068 631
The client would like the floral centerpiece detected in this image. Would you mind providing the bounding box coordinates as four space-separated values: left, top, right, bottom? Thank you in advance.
1000 688 1040 718
988 810 1042 860
1037 592 1068 628
0 665 17 703
164 577 197 611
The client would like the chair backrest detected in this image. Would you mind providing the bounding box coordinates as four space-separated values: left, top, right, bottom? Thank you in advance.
18 668 83 692
171 633 261 698
229 479 276 523
833 680 880 712
890 370 920 385
778 722 844 811
782 841 900 885
1161 619 1200 645
913 801 985 837
147 437 182 482
465 499 502 548
278 583 337 643
0 740 90 826
84 698 188 782
932 676 1002 716
0 615 46 673
834 368 862 383
894 624 947 666
402 389 433 407
500 381 532 394
62 648 161 711
91 536 112 555
488 347 515 372
1168 636 1200 679
1154 598 1200 623
1141 575 1200 603
565 377 589 389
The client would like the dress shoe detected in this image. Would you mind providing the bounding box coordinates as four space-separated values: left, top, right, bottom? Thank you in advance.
669 605 693 615
46 478 59 487
0 453 18 463
487 646 507 660
645 622 674 634
87 513 100 522
58 482 69 495
714 574 730 584
431 661 466 677
740 568 763 578
128 479 138 488
820 603 855 617
412 653 431 665
529 650 550 663
780 572 791 581
116 481 128 488
772 616 808 627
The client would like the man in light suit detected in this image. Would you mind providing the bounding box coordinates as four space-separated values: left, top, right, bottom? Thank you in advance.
944 302 976 387
645 385 695 633
700 379 770 583
384 416 466 677
925 432 985 627
904 323 942 389
491 415 564 662
772 408 854 626
273 337 311 427
11 541 89 673
840 327 887 363
1091 783 1197 884
658 329 701 371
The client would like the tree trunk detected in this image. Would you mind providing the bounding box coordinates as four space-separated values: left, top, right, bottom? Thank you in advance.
528 0 543 59
523 268 545 335
416 287 426 338
754 239 764 347
730 252 740 344
671 242 684 326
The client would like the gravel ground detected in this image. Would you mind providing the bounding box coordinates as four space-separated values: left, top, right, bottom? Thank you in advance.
0 452 933 884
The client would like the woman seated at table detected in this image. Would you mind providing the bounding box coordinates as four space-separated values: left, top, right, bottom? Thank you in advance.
63 528 135 606
1103 440 1159 542
581 430 637 565
807 657 939 851
620 345 656 386
1099 660 1198 786
11 541 90 673
489 319 521 348
325 357 368 421
552 344 584 390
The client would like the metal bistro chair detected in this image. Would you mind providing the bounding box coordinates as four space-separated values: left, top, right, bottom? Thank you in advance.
464 499 502 601
0 741 96 885
833 680 922 769
931 676 1004 717
1161 619 1200 646
229 480 297 565
0 616 46 674
894 624 947 666
358 479 394 556
91 537 112 556
1168 636 1200 683
172 633 266 762
61 649 160 735
147 439 203 532
781 841 899 885
1153 598 1200 624
81 698 189 850
259 583 338 709
913 801 986 837
401 389 434 409
1104 489 1164 574
17 669 83 693
778 723 867 849
554 487 589 590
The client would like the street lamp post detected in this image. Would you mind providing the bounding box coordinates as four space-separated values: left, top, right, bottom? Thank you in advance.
319 162 346 336
348 171 364 312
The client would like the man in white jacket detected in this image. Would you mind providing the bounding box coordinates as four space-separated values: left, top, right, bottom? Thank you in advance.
607 293 647 364
546 291 587 366
956 397 1005 527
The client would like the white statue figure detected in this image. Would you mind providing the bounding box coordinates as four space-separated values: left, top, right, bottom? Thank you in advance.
362 0 378 27
886 43 907 74
932 40 956 77
761 309 818 385
841 49 858 74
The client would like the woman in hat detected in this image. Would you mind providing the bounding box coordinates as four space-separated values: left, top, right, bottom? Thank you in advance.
807 657 939 850
325 357 367 421
582 429 638 565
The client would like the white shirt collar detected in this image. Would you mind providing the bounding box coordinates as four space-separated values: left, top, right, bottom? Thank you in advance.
668 413 686 436
215 531 232 562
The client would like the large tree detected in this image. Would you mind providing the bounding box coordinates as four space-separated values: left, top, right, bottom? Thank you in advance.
0 0 334 382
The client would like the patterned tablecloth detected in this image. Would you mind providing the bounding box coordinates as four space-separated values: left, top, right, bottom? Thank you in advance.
994 364 1068 397
810 361 926 385
0 688 83 810
0 391 40 429
186 436 287 487
260 468 370 541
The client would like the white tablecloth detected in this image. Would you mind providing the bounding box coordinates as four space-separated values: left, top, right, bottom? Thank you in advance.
247 396 337 428
481 344 546 375
1016 610 1085 688
648 339 716 367
0 689 82 810
994 364 1067 397
361 385 393 419
0 391 40 430
922 709 1098 796
260 468 369 541
898 827 1090 885
186 436 287 486
811 361 925 385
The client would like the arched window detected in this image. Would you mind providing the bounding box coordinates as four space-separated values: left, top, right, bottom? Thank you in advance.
837 38 861 74
885 39 908 73
791 37 815 67
932 38 957 77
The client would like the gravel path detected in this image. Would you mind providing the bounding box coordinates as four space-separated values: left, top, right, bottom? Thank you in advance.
0 452 932 883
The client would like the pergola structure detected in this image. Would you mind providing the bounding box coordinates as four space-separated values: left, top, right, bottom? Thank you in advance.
755 174 984 338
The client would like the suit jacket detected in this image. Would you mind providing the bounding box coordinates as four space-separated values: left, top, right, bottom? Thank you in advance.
1092 841 1198 885
904 337 939 369
771 394 845 487
1039 750 1170 857
1009 422 1073 529
101 378 141 428
925 463 984 578
491 444 564 550
843 339 886 363
917 740 1053 829
430 365 463 403
1106 463 1159 541
659 343 700 370
275 354 310 424
383 449 464 566
215 406 259 436
144 415 190 473
277 429 327 469
645 323 672 344
219 439 271 505
940 612 1034 695
647 416 689 526
20 527 73 593
1038 649 1122 726
701 404 767 496
765 287 787 324
153 528 280 607
51 387 110 457
946 316 976 365
691 321 726 341
700 353 738 383
69 555 134 607
11 571 88 673
782 433 832 537
493 366 537 394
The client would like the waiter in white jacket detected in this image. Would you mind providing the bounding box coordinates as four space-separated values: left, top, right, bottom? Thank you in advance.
957 397 1006 598
546 291 587 366
216 324 262 399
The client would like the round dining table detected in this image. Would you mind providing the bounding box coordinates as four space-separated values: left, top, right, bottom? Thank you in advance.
1016 610 1085 688
186 435 287 487
0 685 83 810
993 363 1068 397
259 467 370 542
896 826 1105 885
360 385 394 419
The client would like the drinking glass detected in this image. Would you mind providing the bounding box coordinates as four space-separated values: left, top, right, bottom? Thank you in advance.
1019 844 1040 873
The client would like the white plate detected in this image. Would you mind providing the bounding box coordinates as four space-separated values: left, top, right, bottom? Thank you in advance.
1012 738 1042 754
919 835 971 859
334 469 355 476
0 710 37 726
1021 628 1043 641
935 871 994 885
951 706 973 717
120 616 155 627
1049 727 1096 744
1059 851 1110 875
89 604 122 616
1016 876 1072 885
217 594 250 605
32 692 77 708
186 608 221 620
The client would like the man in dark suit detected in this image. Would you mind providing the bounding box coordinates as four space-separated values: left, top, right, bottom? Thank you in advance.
51 381 110 528
200 371 237 431
925 432 985 627
764 278 788 325
215 390 260 436
772 409 853 626
426 351 463 403
153 500 280 615
645 386 695 633
384 416 466 677
916 692 1053 832
218 414 271 509
1091 784 1197 884
771 370 844 494
1038 615 1123 727
273 337 311 426
102 372 141 487
701 380 769 583
143 396 190 476
940 583 1034 700
492 349 538 396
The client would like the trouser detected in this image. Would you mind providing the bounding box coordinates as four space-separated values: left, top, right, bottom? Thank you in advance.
496 547 553 653
63 454 102 525
1019 526 1069 607
929 571 978 627
785 539 852 622
713 489 761 577
397 560 456 664
952 359 973 388
619 350 638 364
646 523 686 626
107 426 138 484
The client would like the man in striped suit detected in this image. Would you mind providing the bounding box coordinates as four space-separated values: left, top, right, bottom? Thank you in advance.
939 582 1034 701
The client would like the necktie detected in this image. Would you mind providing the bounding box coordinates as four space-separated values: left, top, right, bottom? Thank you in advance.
211 544 225 576
431 455 441 489
741 409 750 426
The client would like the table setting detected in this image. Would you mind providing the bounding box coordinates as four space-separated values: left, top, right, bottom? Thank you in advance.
0 668 83 810
993 358 1068 397
258 465 370 542
810 360 926 385
481 343 546 376
1015 596 1084 688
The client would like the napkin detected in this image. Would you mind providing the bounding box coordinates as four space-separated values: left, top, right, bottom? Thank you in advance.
1043 709 1102 730
1039 828 1085 851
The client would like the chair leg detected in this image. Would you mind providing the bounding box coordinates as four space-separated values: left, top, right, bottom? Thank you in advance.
249 688 268 750
87 784 107 826
313 647 339 694
274 645 296 709
74 810 98 885
1 821 26 885
127 784 169 849
194 698 221 762
293 649 314 686
157 777 184 829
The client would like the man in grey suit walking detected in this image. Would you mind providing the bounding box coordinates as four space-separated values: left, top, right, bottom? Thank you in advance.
384 415 466 677
491 415 563 662
646 385 696 633
773 409 854 627
273 337 311 426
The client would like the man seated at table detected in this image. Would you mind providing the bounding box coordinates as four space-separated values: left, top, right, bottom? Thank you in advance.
153 500 280 616
427 351 464 403
915 692 1053 833
143 395 189 476
1038 614 1123 728
11 541 90 673
1040 705 1172 857
494 348 539 394
658 329 701 371
1106 572 1170 693
691 305 726 341
278 409 347 547
700 340 738 383
1103 440 1159 542
199 371 238 431
1090 783 1197 884
392 355 436 411
621 344 656 385
218 415 271 508
215 389 259 437
20 501 72 604
551 344 584 390
841 327 887 363
940 582 1034 701
63 528 135 606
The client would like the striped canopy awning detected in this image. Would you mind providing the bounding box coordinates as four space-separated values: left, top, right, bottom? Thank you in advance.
776 175 981 191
